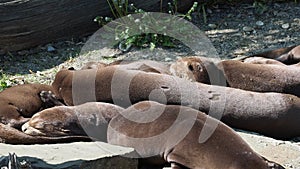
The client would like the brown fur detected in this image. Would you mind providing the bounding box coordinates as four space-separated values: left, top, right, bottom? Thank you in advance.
171 57 300 97
81 60 135 70
20 99 284 168
249 45 295 58
108 101 284 169
220 60 300 96
243 57 286 65
81 61 107 69
276 45 300 64
249 45 299 64
81 60 171 74
52 67 300 139
22 102 124 142
116 60 171 74
82 59 210 83
169 57 214 83
0 123 91 144
0 84 56 129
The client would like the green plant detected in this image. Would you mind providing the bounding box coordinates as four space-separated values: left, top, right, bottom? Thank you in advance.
0 73 10 91
253 1 268 14
94 0 198 51
200 3 207 24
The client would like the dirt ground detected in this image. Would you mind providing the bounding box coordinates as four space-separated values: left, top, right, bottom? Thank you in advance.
0 1 299 168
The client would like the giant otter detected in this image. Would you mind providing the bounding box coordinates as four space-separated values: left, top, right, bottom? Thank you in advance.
0 84 58 129
51 67 300 139
22 101 284 168
170 56 300 97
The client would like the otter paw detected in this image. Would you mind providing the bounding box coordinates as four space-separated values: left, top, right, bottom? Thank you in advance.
39 91 65 108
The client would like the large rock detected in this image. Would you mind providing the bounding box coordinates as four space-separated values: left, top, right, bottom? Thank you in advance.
0 142 137 169
0 132 299 169
237 131 300 169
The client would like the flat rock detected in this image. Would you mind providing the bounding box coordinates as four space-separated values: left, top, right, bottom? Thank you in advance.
0 142 137 169
237 131 300 169
0 133 299 169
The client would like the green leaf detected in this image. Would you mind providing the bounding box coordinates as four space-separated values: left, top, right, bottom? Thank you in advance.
150 42 156 50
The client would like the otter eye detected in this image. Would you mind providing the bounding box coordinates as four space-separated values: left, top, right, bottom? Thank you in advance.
188 65 194 71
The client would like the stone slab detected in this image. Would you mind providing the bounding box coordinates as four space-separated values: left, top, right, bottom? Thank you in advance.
0 141 137 169
237 131 300 169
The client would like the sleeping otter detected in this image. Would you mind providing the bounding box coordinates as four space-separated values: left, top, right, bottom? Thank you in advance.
170 56 300 97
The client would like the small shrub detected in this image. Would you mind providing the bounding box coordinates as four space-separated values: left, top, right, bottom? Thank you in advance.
94 0 198 51
0 74 10 91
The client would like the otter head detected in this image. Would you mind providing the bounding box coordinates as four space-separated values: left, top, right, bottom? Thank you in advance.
22 107 82 137
170 57 212 84
52 68 75 105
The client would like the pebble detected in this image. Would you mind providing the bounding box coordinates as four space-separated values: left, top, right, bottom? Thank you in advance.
208 24 217 29
164 57 172 62
285 164 293 168
227 14 233 17
17 50 29 55
206 8 213 14
273 141 285 146
233 49 245 55
36 71 44 77
242 26 253 32
282 23 289 29
256 21 264 26
276 11 289 17
47 45 56 52
0 50 5 55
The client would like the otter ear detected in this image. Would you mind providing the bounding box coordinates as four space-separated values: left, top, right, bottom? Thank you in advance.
68 67 75 70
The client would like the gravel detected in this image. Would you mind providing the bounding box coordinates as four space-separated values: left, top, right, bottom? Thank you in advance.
1 2 299 84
